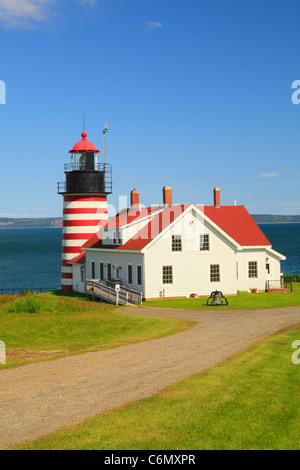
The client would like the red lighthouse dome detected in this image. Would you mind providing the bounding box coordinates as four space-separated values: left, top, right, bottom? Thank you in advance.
69 131 100 154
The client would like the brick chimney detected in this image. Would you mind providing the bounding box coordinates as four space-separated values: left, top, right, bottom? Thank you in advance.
130 188 139 207
163 186 172 206
214 188 220 208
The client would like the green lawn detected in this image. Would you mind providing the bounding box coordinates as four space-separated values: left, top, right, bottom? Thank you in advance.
144 283 300 310
0 292 194 370
16 324 300 450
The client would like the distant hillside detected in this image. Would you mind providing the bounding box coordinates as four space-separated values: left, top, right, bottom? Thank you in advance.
0 218 62 228
0 214 299 228
252 214 300 224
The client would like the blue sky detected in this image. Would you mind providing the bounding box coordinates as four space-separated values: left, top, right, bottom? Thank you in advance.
0 0 299 217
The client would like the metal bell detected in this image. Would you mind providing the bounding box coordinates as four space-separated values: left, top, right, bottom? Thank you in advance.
206 290 228 306
211 292 222 305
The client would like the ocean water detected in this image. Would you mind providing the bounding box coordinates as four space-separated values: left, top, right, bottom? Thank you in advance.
258 223 300 275
0 228 62 292
0 224 299 292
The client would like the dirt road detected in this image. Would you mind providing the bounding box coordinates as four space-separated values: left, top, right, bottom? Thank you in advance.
0 306 299 449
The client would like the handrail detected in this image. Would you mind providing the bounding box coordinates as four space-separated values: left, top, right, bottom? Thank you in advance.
86 280 142 305
86 280 128 305
105 280 142 305
64 162 112 172
265 279 293 293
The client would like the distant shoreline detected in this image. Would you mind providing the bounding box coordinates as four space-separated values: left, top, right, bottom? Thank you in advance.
0 215 300 229
257 222 300 225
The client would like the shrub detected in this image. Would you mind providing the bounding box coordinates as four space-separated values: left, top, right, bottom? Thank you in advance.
19 289 36 296
283 274 300 283
8 296 41 314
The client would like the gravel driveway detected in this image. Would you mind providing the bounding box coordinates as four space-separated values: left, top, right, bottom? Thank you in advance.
0 306 299 449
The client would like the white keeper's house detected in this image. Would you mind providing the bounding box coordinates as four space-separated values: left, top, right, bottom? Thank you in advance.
67 186 285 299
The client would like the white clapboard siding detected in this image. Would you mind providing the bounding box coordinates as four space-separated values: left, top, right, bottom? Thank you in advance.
235 249 267 292
143 210 237 298
85 250 144 294
82 207 283 299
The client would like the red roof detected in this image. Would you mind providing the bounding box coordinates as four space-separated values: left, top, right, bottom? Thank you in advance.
202 206 271 247
81 206 163 249
83 204 191 251
105 206 162 228
67 253 86 264
69 131 100 154
82 204 271 252
121 204 191 250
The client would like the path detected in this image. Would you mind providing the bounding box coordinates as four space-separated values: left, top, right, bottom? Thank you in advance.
0 306 299 449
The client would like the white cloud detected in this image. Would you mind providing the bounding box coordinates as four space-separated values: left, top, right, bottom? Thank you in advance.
75 0 99 4
144 21 163 31
0 0 99 29
0 0 56 29
255 172 280 178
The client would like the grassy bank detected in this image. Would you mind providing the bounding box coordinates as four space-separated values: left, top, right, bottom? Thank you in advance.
144 283 300 310
16 324 300 450
0 292 194 370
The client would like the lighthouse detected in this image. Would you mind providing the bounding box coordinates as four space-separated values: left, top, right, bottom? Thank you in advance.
57 130 112 292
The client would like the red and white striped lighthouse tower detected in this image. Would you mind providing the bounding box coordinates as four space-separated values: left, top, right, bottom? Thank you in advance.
57 131 112 291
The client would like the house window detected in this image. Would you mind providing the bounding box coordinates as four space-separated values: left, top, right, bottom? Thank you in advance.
162 266 173 284
249 261 258 278
172 235 182 252
103 227 109 241
127 265 133 284
80 267 84 283
137 265 142 285
91 261 95 279
236 261 239 280
100 262 104 280
113 232 116 244
266 263 270 275
107 263 112 280
118 231 122 245
210 264 220 282
200 234 210 251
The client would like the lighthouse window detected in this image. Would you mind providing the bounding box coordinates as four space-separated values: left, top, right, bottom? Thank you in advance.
79 154 86 170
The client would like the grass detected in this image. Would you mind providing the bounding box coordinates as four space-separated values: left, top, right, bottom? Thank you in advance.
144 283 300 310
15 324 300 450
0 291 194 370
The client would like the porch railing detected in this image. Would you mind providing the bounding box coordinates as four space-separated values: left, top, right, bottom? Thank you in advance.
105 280 143 305
86 280 142 305
265 280 293 293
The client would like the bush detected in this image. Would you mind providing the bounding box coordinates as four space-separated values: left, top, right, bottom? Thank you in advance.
283 274 300 283
8 297 41 314
19 289 36 296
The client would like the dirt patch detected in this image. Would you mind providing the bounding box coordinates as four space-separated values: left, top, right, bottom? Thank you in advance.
6 349 68 360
